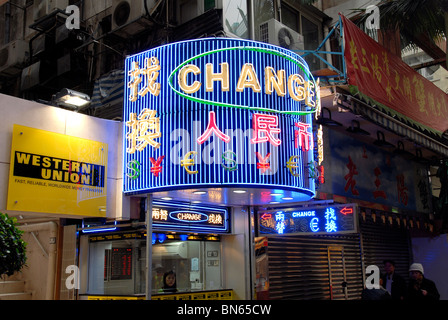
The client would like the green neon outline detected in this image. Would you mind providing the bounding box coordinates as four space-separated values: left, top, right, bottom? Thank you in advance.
167 46 319 115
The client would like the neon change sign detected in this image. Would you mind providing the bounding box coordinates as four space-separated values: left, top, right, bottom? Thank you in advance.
258 204 358 235
123 38 320 201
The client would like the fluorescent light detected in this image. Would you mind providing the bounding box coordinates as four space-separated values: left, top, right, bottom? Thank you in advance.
282 197 294 200
269 201 280 204
233 189 246 194
161 197 172 200
270 193 282 196
193 191 207 195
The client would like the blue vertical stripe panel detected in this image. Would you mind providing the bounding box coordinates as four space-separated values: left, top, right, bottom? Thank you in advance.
122 38 317 199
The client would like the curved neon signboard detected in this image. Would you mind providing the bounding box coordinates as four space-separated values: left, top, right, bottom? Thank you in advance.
123 38 320 203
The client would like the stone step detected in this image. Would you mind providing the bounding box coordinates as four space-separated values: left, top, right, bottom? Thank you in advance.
0 280 25 294
0 292 32 300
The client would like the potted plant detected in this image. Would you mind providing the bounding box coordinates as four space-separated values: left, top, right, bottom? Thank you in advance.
0 212 27 278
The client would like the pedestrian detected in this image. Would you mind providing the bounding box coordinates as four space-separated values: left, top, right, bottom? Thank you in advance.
361 278 391 300
380 259 406 300
407 263 440 300
162 270 177 293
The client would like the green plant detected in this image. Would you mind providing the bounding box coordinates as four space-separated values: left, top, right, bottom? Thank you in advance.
0 212 27 277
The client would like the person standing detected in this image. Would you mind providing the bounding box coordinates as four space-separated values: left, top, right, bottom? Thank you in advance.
380 259 406 300
407 263 440 301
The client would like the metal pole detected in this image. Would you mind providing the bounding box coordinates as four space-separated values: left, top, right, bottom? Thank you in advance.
145 194 153 300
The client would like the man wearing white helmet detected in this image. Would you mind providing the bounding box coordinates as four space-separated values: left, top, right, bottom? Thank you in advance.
407 263 440 300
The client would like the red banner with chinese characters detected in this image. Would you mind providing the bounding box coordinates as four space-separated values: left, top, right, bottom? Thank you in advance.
341 14 448 134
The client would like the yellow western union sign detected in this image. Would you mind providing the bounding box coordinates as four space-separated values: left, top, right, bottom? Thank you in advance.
7 124 108 217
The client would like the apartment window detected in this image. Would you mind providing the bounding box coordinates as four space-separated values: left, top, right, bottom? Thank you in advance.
281 2 323 71
224 0 249 38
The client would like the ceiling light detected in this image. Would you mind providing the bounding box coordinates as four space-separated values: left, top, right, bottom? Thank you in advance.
282 197 294 200
233 189 246 194
161 197 172 201
193 191 207 195
270 193 282 196
269 201 280 204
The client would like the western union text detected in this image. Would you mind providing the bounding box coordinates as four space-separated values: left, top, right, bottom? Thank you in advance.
13 151 105 187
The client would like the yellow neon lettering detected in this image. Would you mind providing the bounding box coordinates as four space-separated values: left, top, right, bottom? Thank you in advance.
288 74 306 101
236 63 261 93
305 81 315 108
179 64 201 94
265 67 286 97
206 62 229 92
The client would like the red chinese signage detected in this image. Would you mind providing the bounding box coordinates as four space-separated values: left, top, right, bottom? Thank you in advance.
341 15 448 134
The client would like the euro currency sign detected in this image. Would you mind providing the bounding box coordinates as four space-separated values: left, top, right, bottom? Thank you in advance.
181 151 198 174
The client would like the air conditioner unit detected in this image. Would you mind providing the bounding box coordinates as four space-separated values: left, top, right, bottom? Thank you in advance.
111 0 155 35
33 0 69 22
259 19 304 51
152 242 188 258
0 40 29 76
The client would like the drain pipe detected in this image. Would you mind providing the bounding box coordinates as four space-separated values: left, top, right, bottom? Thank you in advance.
19 222 58 300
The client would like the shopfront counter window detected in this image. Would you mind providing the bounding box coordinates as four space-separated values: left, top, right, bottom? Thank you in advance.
85 234 222 296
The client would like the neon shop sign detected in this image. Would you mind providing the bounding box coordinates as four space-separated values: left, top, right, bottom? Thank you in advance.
123 38 321 203
258 204 357 235
151 201 229 233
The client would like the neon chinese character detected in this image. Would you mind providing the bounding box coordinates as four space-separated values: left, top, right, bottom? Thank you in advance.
325 208 337 233
294 121 313 151
128 61 143 102
396 174 408 206
251 114 281 146
373 167 387 199
138 57 161 97
197 111 231 144
275 212 285 234
126 108 161 154
149 155 165 177
209 214 223 225
152 208 168 220
127 57 161 102
344 156 359 196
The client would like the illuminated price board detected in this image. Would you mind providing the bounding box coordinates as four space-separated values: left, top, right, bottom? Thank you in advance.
258 204 357 235
152 201 229 233
110 248 132 280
